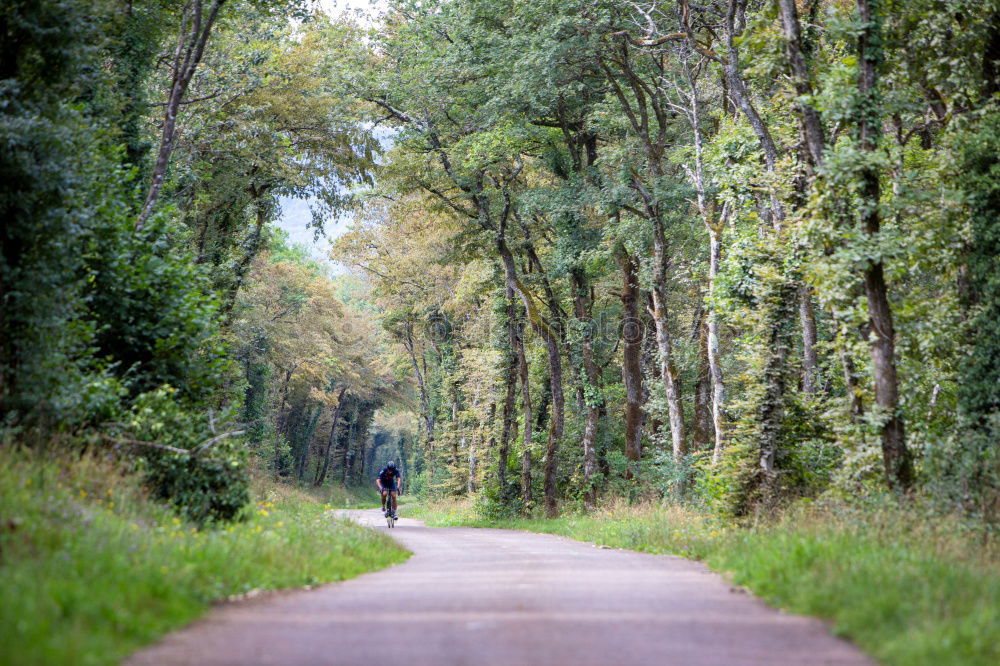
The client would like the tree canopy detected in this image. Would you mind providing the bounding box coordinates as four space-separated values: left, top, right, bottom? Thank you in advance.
2 0 999 524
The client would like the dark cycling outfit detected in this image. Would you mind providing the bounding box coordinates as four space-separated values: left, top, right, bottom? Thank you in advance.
376 466 400 492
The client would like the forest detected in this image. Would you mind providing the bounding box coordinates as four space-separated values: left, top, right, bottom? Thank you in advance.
2 0 1000 524
3 0 1000 663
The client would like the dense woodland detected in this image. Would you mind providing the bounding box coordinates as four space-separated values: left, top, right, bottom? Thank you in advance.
2 0 999 525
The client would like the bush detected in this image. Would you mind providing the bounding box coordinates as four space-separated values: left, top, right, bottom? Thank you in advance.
83 207 234 406
952 110 1000 522
473 483 524 520
143 453 249 525
122 387 249 524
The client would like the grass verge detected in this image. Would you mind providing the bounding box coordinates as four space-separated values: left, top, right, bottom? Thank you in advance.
313 483 382 509
0 448 409 666
410 498 999 666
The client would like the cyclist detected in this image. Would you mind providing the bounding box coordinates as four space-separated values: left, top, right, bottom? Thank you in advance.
375 461 402 520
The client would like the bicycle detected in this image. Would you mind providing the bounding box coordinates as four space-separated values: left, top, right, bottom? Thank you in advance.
381 489 399 528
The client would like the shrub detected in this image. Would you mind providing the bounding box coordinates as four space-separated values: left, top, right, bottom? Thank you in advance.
122 387 249 524
473 482 524 520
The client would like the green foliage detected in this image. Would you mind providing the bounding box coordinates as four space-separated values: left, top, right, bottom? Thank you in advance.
952 108 1000 520
473 482 525 521
123 387 249 524
693 442 757 516
242 361 273 449
0 0 101 425
84 208 233 406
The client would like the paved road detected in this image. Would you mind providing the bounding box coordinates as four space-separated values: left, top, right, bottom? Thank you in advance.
127 508 873 665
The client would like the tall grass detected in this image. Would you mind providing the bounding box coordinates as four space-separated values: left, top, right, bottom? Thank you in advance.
411 498 1000 666
315 482 383 508
0 448 409 666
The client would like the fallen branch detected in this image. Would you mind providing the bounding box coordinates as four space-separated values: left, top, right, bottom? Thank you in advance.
102 435 189 455
102 430 245 458
191 430 245 456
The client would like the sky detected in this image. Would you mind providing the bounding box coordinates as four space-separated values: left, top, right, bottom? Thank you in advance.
274 0 388 269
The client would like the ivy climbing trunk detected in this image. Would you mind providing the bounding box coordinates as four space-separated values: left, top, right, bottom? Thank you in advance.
496 242 533 507
497 287 519 490
517 327 533 508
799 285 819 394
618 246 643 468
572 269 600 511
692 308 713 452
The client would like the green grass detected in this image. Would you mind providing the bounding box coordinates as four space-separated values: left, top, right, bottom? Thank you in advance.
0 448 409 666
410 498 1000 666
315 483 383 508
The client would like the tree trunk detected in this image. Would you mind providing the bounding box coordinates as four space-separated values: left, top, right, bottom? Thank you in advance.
272 366 293 478
498 289 519 489
137 0 226 230
497 308 517 493
402 322 435 475
857 0 912 491
220 192 269 327
676 34 727 462
726 0 798 503
838 324 866 418
649 231 686 459
776 0 826 166
617 247 644 468
353 404 374 485
342 405 358 486
518 334 533 508
541 327 563 517
294 405 321 481
467 437 477 494
513 230 565 518
707 228 727 463
692 310 713 452
503 282 531 508
799 285 819 394
500 238 560 512
315 388 347 486
723 1 786 222
757 282 797 490
572 270 600 511
451 396 460 468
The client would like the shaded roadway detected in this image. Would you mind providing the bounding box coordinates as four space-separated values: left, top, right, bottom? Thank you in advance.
127 508 873 665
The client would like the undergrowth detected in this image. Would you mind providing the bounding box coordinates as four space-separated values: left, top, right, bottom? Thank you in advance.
314 483 383 509
0 447 409 666
410 498 1000 666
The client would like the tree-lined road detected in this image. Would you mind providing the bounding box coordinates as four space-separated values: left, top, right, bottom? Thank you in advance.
128 509 871 665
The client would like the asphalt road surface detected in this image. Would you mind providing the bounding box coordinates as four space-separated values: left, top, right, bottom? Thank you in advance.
127 508 873 666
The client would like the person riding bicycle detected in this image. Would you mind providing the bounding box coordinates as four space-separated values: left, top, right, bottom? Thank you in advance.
375 461 402 520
